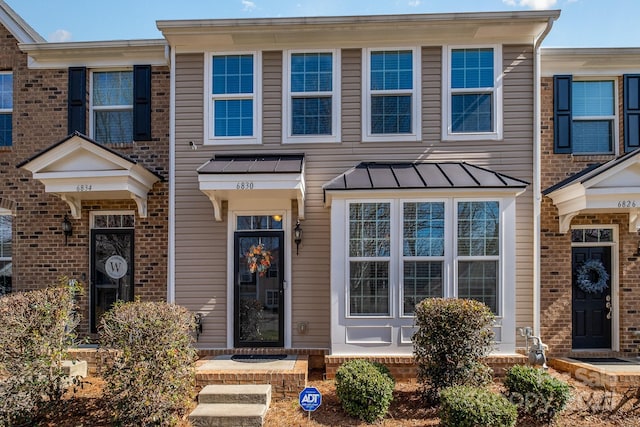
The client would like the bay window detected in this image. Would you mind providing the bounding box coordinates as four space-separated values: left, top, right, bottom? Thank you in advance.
346 199 503 317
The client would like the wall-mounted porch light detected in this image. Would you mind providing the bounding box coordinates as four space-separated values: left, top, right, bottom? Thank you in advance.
634 236 640 257
294 220 302 255
62 215 73 245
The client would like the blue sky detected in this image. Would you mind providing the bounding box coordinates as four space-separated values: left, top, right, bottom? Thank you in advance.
3 0 637 48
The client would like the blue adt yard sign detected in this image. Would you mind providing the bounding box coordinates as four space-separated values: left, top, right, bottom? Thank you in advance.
299 386 322 412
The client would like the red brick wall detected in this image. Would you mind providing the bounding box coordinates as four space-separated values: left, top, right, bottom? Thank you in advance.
0 24 170 337
540 76 640 356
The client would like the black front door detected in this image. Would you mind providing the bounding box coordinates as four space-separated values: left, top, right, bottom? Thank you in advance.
572 246 612 349
234 231 284 347
91 229 134 332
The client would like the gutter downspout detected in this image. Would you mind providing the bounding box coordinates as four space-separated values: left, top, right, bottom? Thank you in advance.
533 17 557 337
167 45 176 303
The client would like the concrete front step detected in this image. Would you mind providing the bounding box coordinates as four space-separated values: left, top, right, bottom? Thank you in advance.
188 403 268 427
198 384 271 405
188 384 272 427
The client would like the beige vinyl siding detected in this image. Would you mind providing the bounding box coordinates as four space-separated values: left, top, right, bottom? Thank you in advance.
173 44 536 350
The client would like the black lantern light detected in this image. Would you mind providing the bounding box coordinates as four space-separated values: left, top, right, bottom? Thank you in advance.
62 215 73 245
294 220 302 255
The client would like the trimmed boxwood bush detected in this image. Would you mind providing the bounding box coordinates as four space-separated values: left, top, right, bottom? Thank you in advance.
440 386 517 427
0 278 81 426
413 298 495 403
504 364 571 422
335 359 394 423
99 300 197 426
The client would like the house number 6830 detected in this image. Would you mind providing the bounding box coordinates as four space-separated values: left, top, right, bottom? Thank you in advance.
236 181 254 190
617 200 637 208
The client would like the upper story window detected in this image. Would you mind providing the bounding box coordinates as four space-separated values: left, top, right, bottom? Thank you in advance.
554 75 617 155
91 71 133 144
0 72 12 147
443 46 502 141
0 210 11 296
206 53 261 145
283 50 340 143
573 81 615 153
363 48 421 142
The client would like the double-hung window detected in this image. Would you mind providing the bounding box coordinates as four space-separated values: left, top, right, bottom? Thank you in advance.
0 210 11 296
553 76 616 155
444 46 502 140
402 202 445 316
208 53 260 144
284 50 340 143
0 72 12 147
363 48 421 142
573 80 615 154
91 71 133 144
348 202 391 316
456 201 499 313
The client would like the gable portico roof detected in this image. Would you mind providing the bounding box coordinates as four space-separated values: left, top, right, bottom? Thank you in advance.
544 149 640 232
0 0 45 43
18 132 162 219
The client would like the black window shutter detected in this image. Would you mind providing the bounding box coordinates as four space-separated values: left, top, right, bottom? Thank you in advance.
624 74 640 152
133 65 152 141
67 67 86 135
553 75 572 154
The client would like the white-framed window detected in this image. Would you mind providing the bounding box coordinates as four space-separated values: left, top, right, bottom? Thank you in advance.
0 209 12 296
346 198 502 318
205 52 261 145
90 70 133 144
572 79 616 154
0 72 12 147
455 200 500 313
283 49 340 143
443 45 502 141
362 47 421 142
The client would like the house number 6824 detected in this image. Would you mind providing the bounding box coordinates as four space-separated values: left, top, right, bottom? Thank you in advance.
236 181 254 190
617 200 637 208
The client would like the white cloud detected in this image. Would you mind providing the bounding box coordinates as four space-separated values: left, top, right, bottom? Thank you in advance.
408 0 421 6
242 0 256 12
502 0 557 9
49 29 72 42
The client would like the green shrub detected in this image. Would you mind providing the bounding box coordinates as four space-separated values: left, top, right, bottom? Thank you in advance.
0 278 81 426
335 359 395 423
99 300 197 426
440 386 517 427
504 364 571 422
413 298 495 403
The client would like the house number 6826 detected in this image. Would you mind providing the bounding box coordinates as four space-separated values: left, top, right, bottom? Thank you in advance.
236 181 254 190
617 200 637 208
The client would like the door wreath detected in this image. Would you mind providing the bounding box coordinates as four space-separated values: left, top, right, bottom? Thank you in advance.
576 258 609 294
246 243 272 277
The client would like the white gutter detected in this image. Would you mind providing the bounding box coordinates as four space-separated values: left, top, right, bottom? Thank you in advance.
533 17 557 336
167 45 176 303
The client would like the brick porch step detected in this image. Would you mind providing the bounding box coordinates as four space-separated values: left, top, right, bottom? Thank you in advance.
188 384 272 427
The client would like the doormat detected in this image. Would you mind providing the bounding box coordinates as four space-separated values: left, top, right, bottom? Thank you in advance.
572 357 636 365
230 354 288 363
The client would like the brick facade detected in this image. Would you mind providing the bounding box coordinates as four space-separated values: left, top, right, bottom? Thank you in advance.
540 76 640 356
0 23 170 337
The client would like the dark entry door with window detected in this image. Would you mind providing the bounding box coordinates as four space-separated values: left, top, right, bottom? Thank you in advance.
572 246 612 349
91 229 134 332
234 231 284 347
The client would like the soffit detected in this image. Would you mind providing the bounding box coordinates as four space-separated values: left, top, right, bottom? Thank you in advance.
158 11 560 50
